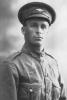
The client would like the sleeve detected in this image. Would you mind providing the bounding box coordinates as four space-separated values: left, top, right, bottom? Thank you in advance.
52 58 67 100
9 62 19 92
58 73 67 100
0 61 18 100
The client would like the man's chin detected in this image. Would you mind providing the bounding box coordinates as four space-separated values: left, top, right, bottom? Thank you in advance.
31 42 42 47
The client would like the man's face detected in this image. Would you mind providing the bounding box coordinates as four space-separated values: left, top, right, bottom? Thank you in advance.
23 18 50 46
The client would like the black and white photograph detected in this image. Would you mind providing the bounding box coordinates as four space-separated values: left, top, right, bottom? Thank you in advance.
0 0 67 100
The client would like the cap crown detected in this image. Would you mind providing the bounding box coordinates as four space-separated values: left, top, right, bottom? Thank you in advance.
18 2 56 25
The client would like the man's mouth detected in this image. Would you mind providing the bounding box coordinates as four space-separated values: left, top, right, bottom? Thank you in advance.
35 37 43 40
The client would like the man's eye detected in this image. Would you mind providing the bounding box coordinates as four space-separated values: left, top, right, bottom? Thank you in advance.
41 24 46 29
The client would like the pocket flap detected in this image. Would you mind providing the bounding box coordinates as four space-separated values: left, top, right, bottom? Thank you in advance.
21 82 42 92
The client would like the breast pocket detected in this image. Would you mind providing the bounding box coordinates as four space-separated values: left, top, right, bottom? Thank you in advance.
52 80 61 100
18 82 42 100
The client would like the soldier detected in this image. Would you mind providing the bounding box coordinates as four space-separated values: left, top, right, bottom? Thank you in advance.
8 2 66 100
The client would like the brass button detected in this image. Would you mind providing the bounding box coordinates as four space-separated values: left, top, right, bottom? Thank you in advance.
29 89 33 92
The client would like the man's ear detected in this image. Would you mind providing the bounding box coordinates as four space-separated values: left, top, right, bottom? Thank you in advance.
21 27 25 35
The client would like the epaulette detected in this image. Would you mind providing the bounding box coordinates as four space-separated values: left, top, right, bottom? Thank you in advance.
45 52 58 66
7 51 22 61
45 52 55 59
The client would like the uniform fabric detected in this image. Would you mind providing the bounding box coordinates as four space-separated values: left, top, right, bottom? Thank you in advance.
0 62 17 100
8 44 66 100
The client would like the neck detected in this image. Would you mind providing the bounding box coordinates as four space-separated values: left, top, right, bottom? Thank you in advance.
25 42 44 55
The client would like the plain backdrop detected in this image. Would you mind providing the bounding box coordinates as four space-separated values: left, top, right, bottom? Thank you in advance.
0 0 67 95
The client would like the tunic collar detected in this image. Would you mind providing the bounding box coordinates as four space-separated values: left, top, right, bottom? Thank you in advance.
21 43 45 60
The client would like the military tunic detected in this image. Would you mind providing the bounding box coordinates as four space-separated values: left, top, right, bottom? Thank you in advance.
8 44 66 100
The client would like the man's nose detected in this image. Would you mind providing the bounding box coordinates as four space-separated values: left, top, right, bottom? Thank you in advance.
36 26 42 34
